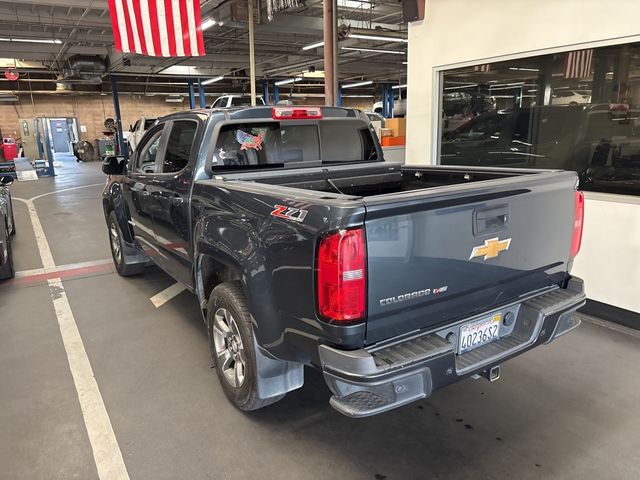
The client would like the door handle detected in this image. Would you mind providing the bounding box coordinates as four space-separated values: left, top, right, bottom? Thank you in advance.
473 204 509 235
171 196 184 206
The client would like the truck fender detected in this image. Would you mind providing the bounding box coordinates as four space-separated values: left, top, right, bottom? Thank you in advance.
103 182 147 265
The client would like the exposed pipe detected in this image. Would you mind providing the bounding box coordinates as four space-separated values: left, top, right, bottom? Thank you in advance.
248 0 257 106
323 0 335 106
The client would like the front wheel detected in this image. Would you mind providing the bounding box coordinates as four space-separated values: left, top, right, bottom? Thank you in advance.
107 211 144 277
207 282 284 411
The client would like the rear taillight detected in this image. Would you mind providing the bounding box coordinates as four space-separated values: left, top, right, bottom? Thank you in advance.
316 228 366 322
571 191 585 258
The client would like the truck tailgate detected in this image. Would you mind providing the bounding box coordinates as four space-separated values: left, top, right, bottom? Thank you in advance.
364 170 577 345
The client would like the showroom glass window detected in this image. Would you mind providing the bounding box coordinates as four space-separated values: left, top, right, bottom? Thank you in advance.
438 42 640 196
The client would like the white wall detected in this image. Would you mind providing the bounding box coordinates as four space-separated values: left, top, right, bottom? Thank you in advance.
406 0 640 313
572 194 640 312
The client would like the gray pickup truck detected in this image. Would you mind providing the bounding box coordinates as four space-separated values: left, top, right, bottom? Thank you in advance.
102 106 586 417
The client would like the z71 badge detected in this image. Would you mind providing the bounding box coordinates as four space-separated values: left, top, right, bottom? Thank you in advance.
270 204 308 223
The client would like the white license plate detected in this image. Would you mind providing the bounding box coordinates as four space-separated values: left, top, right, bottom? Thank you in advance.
458 313 501 354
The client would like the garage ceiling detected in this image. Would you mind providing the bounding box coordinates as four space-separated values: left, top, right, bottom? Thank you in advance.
0 0 407 99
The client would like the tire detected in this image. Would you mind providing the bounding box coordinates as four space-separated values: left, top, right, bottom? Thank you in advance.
207 282 284 411
9 195 15 235
107 211 144 277
0 226 14 280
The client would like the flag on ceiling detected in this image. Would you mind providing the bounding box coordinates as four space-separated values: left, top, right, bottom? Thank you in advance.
108 0 206 57
563 49 593 79
474 64 491 73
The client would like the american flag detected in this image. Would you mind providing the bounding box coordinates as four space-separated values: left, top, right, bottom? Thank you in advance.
563 49 593 79
474 64 491 73
108 0 206 57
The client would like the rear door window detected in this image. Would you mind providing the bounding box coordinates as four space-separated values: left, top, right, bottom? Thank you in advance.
212 120 377 167
133 126 164 174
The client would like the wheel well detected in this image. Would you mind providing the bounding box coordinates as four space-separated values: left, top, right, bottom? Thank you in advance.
199 255 242 305
103 197 113 216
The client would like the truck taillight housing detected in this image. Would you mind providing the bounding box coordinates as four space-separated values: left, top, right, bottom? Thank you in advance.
316 228 366 322
571 191 585 258
272 106 322 120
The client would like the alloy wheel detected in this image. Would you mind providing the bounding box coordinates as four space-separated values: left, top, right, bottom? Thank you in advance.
212 307 246 388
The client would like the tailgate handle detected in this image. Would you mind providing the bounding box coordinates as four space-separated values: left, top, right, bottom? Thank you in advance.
474 205 509 235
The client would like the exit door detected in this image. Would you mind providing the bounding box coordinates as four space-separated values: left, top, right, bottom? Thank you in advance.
18 118 40 159
50 119 70 153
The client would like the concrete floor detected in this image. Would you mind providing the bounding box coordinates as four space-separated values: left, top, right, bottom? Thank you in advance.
1 159 639 480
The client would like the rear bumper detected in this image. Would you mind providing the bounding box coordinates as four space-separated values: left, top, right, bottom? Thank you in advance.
319 277 585 418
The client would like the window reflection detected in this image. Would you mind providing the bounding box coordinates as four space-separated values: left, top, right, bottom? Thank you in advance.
439 43 640 196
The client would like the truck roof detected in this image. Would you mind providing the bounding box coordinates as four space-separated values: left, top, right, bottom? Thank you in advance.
159 105 365 123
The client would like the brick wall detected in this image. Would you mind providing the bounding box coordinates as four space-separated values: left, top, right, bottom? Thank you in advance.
0 94 189 147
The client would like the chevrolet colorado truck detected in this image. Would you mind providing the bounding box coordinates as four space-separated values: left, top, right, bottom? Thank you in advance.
0 174 15 280
102 106 586 417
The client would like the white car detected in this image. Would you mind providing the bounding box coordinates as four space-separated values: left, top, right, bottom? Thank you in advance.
373 97 406 117
127 117 157 153
551 90 591 105
210 95 266 109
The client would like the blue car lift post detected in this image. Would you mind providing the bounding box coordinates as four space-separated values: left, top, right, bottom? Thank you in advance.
187 79 196 109
111 75 128 161
198 79 206 108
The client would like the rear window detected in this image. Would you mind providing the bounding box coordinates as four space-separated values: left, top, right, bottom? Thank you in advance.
211 120 377 167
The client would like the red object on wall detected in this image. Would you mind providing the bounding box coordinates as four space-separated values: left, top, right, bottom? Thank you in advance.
4 69 19 81
108 0 205 57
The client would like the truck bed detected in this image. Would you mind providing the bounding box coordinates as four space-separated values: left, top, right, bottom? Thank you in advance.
218 162 544 198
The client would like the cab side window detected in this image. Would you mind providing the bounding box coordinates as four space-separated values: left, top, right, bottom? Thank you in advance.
162 121 198 173
133 126 164 174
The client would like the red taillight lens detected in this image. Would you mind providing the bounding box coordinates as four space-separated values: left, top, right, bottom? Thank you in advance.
571 191 585 258
316 229 366 322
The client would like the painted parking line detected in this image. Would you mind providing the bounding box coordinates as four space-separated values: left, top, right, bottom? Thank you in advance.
14 185 131 480
150 282 187 308
8 260 115 287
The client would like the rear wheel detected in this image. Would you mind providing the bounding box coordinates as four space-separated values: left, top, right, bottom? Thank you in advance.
107 211 144 277
0 225 14 280
207 282 284 411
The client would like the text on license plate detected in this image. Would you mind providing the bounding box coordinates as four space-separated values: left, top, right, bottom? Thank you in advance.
458 313 501 354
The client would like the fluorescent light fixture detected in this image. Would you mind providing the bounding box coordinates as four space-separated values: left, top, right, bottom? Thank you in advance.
342 80 373 89
302 41 324 51
342 94 374 98
341 46 405 55
166 96 183 103
444 83 478 90
402 61 408 65
201 76 224 85
275 77 302 86
339 0 372 8
508 67 539 72
349 34 408 43
201 18 216 30
392 84 407 90
0 37 61 44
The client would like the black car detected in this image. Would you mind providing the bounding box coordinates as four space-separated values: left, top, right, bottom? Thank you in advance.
0 175 15 280
101 106 585 417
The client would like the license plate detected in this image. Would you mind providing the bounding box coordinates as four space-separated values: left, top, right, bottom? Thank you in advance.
458 313 501 354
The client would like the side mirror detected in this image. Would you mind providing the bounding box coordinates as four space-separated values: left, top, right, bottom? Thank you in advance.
102 155 126 175
0 175 14 186
129 124 133 132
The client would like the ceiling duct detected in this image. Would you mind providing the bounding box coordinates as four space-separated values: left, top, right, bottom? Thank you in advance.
61 55 108 85
0 94 18 102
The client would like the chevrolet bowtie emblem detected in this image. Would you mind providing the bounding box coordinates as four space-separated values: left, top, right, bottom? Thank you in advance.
470 237 512 260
